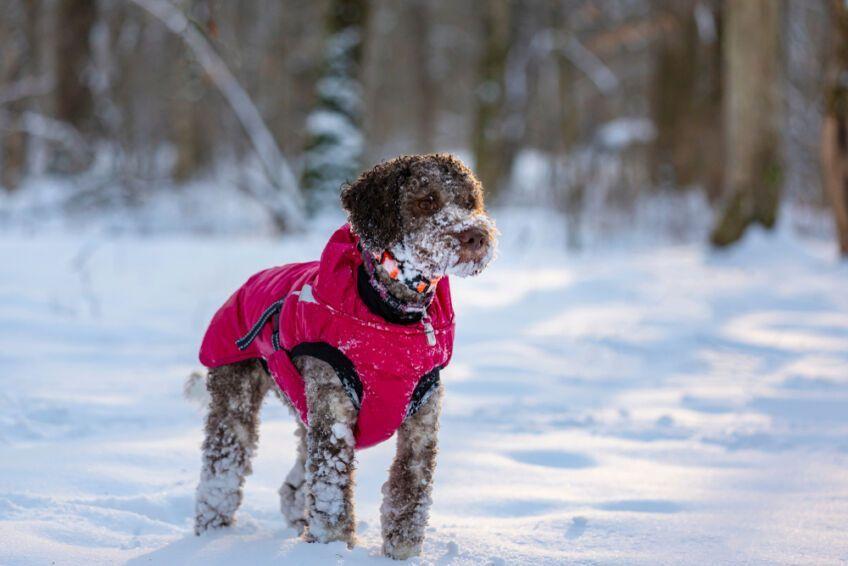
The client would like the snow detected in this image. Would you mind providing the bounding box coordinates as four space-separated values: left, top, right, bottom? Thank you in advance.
595 118 656 150
0 170 301 236
2 210 848 564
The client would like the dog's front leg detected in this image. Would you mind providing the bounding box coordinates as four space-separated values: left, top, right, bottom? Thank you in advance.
297 356 357 547
381 386 442 560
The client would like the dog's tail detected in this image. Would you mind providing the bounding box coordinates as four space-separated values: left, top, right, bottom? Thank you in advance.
184 370 210 410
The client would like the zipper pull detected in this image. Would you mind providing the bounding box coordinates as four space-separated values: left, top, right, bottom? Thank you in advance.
423 315 436 346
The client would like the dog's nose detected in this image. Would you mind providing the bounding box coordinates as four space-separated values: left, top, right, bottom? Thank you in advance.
456 228 488 253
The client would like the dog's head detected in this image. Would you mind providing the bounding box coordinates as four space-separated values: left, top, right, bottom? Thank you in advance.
341 154 497 279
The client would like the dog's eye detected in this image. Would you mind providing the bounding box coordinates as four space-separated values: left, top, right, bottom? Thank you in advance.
417 193 439 213
458 194 477 210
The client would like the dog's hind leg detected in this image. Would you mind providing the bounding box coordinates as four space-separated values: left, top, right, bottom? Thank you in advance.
194 360 269 535
381 385 442 560
295 355 358 547
279 422 308 533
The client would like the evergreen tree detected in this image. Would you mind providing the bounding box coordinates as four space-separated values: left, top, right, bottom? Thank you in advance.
301 0 367 211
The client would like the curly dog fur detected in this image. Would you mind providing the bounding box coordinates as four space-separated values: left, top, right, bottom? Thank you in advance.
193 154 495 560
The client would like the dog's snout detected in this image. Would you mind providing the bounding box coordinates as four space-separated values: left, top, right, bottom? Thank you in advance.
456 227 488 253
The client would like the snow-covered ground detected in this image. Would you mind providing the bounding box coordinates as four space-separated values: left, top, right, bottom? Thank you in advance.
2 210 848 565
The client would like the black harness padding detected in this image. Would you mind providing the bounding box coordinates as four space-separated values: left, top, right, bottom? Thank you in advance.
289 342 363 411
406 366 441 418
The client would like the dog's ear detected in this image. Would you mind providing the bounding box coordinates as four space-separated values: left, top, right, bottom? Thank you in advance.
341 156 411 252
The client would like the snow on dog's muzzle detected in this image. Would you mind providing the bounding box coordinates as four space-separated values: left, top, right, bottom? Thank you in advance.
447 214 498 277
394 207 498 279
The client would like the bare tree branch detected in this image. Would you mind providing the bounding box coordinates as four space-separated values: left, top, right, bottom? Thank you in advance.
0 109 89 162
0 75 54 106
127 0 305 230
558 35 619 94
527 30 619 96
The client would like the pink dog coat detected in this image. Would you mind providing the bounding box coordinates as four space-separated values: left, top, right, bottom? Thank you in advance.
199 224 455 449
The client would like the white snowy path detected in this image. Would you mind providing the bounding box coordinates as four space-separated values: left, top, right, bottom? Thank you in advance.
2 218 848 565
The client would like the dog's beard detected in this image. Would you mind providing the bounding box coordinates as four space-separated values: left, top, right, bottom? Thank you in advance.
445 242 496 277
390 207 498 280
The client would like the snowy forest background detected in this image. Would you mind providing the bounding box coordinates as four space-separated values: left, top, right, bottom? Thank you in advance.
4 2 848 565
1 0 846 250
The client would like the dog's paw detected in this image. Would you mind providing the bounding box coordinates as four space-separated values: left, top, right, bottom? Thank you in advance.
287 517 307 535
303 525 357 549
194 513 232 536
383 540 423 560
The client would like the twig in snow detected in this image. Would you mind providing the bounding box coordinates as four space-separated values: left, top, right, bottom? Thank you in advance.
70 238 102 318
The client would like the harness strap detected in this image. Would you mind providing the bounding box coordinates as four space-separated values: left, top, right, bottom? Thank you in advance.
235 299 285 351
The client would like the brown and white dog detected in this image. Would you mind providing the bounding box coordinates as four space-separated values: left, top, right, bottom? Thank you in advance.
193 154 497 559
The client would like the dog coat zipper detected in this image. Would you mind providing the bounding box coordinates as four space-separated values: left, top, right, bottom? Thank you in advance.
423 315 436 346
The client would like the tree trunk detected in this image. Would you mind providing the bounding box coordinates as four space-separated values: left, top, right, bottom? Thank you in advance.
710 0 782 247
1 118 27 191
553 4 583 250
821 0 848 256
170 0 213 182
56 0 96 131
409 0 435 153
651 0 723 198
0 1 36 190
472 0 511 199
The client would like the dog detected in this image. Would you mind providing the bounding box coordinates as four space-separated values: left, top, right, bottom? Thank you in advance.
192 153 497 559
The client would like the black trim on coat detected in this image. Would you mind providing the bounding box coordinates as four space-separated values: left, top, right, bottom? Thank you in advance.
271 311 281 351
357 264 425 325
406 366 441 419
289 342 363 411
